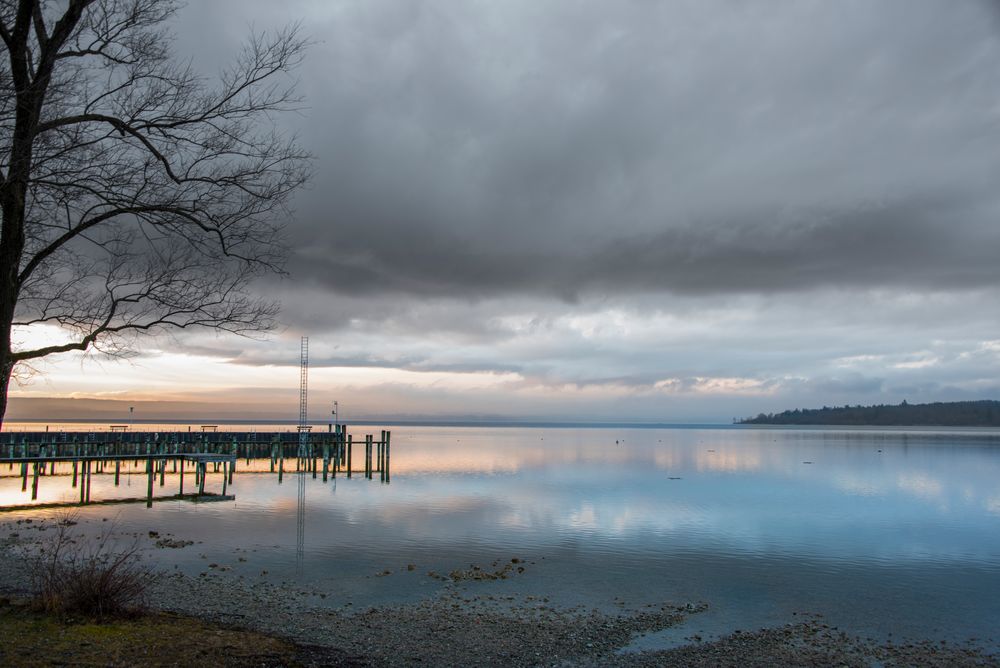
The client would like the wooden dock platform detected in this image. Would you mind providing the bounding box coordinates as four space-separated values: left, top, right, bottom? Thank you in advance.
0 426 391 509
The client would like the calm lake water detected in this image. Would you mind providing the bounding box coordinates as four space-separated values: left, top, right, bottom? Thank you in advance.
2 423 999 649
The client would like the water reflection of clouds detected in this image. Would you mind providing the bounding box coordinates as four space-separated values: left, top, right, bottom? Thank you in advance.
832 474 885 497
392 441 637 475
4 427 1000 570
335 493 517 538
567 502 598 530
896 473 944 501
0 485 77 506
562 500 686 537
694 449 762 473
651 450 680 470
374 427 1000 563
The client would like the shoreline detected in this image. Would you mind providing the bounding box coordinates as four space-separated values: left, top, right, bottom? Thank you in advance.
1 517 997 666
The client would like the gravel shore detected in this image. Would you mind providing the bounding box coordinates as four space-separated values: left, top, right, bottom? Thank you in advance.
2 516 997 667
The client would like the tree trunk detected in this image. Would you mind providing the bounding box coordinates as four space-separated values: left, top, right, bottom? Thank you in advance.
0 353 13 432
0 193 26 433
0 204 21 431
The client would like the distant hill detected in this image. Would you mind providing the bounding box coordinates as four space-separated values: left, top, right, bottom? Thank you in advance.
739 400 1000 427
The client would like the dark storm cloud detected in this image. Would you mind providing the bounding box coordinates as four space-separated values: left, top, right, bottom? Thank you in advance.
231 0 1000 302
295 191 1000 299
169 0 1000 301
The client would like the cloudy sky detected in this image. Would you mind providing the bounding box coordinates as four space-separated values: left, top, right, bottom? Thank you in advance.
11 0 1000 423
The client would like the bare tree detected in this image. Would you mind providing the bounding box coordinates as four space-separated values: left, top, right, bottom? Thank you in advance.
0 0 310 428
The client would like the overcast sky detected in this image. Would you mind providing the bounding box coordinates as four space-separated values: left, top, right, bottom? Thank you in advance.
11 0 1000 423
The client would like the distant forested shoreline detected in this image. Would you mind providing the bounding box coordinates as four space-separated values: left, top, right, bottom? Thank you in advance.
739 400 1000 426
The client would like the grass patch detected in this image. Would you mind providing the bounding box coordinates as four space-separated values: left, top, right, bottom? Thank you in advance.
0 597 306 667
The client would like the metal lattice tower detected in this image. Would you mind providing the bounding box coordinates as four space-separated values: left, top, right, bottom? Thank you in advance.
298 336 309 433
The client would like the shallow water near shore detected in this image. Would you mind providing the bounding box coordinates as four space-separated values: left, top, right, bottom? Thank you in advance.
2 424 999 653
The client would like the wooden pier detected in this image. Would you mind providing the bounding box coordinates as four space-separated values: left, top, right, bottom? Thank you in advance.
0 425 391 509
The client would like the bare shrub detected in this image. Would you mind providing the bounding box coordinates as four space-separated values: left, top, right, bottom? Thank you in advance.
28 516 156 619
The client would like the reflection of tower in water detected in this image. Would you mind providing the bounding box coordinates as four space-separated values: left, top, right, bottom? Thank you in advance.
296 337 308 574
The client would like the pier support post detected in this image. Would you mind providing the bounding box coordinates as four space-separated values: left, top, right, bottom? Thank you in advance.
146 457 154 507
367 435 373 479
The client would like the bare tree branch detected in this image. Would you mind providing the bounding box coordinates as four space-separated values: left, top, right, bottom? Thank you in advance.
0 0 311 428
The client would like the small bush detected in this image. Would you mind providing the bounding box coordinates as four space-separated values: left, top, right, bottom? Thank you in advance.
28 517 156 619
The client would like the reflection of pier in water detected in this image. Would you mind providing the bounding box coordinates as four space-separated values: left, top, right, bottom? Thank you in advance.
0 425 391 510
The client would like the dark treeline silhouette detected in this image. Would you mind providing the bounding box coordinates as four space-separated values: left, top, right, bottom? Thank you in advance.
739 400 1000 426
